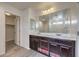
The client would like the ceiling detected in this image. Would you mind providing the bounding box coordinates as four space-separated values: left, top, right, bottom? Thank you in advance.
2 2 76 10
5 2 41 10
3 2 57 10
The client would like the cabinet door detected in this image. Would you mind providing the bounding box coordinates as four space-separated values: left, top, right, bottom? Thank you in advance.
49 43 60 57
33 40 39 50
30 36 39 51
60 45 73 57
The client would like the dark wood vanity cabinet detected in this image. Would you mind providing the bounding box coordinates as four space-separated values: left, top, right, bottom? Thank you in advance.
29 35 75 57
49 38 75 57
39 37 49 56
30 35 40 51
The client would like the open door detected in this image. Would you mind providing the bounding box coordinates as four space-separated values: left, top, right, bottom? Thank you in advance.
15 16 20 46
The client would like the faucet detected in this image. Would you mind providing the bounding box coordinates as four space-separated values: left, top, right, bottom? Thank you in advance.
56 33 61 36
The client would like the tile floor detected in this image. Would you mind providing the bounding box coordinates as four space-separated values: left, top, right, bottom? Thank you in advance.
0 40 47 57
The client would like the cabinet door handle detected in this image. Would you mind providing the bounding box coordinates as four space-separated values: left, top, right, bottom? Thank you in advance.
60 46 70 49
50 43 57 46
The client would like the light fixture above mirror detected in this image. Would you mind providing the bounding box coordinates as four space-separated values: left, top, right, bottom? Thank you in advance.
5 12 11 16
42 7 55 15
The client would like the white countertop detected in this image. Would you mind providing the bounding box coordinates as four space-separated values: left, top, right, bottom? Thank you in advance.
30 33 76 41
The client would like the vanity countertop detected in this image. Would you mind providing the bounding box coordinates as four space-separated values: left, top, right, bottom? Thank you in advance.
30 33 76 41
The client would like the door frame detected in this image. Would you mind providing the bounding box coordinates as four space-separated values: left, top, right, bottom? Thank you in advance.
5 12 21 52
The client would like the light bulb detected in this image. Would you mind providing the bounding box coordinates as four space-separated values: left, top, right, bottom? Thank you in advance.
5 12 11 16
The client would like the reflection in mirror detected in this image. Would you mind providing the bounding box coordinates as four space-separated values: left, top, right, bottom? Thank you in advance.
39 15 49 32
30 19 37 31
39 9 69 33
48 11 66 33
38 9 77 34
30 9 77 35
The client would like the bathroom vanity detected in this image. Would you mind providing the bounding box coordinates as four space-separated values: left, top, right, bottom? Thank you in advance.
29 34 75 57
29 9 76 57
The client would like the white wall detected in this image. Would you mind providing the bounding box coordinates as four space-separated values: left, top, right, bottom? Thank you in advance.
20 9 30 49
74 3 79 57
19 8 40 49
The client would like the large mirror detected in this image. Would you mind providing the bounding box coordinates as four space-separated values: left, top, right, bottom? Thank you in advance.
30 9 77 34
38 9 77 34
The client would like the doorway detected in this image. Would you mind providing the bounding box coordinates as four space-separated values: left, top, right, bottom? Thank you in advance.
5 13 20 53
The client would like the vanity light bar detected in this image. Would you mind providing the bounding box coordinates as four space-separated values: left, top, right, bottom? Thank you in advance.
42 8 54 15
5 12 11 16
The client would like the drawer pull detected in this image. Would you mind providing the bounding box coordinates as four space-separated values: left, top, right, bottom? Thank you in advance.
60 46 70 49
